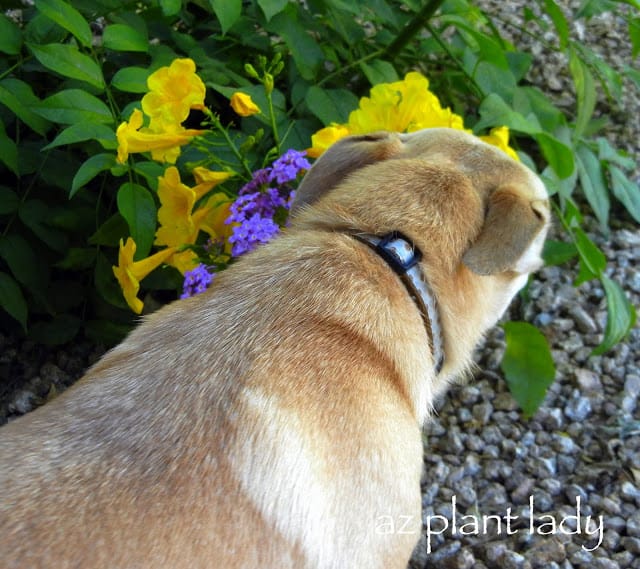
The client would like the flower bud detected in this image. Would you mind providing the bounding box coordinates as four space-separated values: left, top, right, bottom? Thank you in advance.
264 73 274 94
244 63 260 80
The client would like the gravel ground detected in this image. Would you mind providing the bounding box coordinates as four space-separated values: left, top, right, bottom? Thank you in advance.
1 1 639 568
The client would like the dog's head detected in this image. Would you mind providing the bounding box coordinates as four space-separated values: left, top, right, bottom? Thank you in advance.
290 128 550 379
292 128 549 276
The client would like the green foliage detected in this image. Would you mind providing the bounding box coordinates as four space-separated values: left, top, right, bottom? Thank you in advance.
502 321 556 418
0 0 637 414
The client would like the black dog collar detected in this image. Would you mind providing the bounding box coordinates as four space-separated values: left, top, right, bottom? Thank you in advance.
353 232 445 374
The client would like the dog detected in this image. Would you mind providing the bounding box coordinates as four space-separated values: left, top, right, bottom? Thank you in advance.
0 128 550 568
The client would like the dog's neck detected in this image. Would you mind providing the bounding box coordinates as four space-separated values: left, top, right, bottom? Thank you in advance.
353 232 445 374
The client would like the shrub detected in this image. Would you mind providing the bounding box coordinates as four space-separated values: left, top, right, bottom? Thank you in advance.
0 0 637 414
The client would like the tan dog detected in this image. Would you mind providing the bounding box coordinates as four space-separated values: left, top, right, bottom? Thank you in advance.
0 128 549 569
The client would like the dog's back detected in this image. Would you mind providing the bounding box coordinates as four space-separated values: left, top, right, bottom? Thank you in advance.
0 129 550 568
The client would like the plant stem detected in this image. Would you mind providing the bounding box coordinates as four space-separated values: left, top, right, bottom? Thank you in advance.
207 112 254 178
383 0 447 60
266 89 281 155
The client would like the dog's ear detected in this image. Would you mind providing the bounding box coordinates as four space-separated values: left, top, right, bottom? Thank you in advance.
291 132 402 214
462 185 548 275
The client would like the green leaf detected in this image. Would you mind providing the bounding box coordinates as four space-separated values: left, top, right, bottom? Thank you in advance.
593 275 637 355
501 321 556 418
71 153 117 197
305 86 359 125
569 46 596 141
597 137 636 170
43 122 116 151
54 247 97 270
18 200 68 253
542 0 569 49
576 0 618 18
610 165 640 223
0 14 23 55
160 0 182 16
575 143 609 230
35 0 92 47
0 272 27 331
30 314 82 345
0 120 18 175
28 43 105 90
258 0 290 21
0 234 45 296
542 239 578 266
534 132 575 179
360 59 399 86
573 227 606 285
0 78 51 136
208 0 242 34
35 88 113 125
630 16 640 59
133 161 165 192
475 93 542 135
89 213 129 247
0 187 20 215
116 183 157 259
95 250 128 309
102 23 149 53
111 66 152 93
269 7 323 80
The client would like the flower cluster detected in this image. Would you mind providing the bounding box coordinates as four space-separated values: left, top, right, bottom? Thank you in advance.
226 149 310 257
181 264 215 299
116 58 207 164
111 58 517 314
307 71 519 161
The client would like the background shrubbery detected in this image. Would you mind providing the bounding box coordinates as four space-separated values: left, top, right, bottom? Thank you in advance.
0 0 638 414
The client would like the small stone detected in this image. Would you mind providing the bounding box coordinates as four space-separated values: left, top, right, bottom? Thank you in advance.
601 496 622 515
7 390 36 415
620 481 640 503
551 433 577 454
523 537 566 567
567 304 598 334
497 551 528 569
575 368 603 392
565 392 592 422
601 529 621 550
428 541 461 563
472 402 493 425
592 559 621 569
570 548 594 564
622 536 640 554
443 548 475 569
511 478 536 504
494 392 520 411
627 512 640 537
482 541 508 565
625 375 640 397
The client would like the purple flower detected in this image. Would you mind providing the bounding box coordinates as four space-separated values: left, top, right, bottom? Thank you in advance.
181 264 215 299
269 149 311 184
224 149 310 258
228 213 280 256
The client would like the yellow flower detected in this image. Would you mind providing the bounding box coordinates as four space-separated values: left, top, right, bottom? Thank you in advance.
307 124 351 158
141 58 206 132
193 192 233 241
116 108 204 164
155 166 198 248
112 237 175 314
348 72 465 134
230 92 261 117
192 166 234 200
154 167 234 273
307 72 516 160
479 126 520 161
